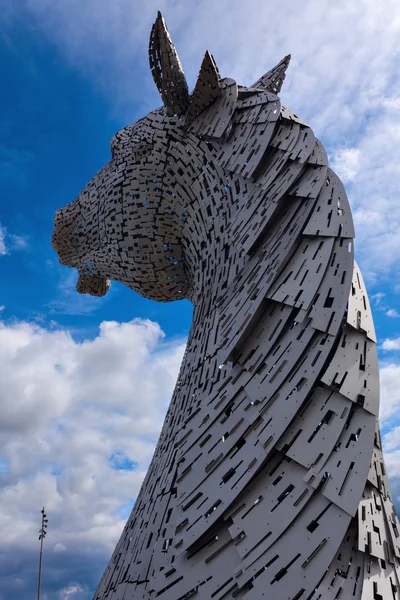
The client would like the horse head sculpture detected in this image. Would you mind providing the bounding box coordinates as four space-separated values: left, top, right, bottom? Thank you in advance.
51 12 400 600
51 12 290 304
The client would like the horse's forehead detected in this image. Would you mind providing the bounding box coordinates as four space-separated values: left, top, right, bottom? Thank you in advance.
110 109 171 149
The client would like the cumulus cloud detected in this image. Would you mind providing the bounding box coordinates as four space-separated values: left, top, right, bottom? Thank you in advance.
381 338 400 351
0 318 185 599
348 100 400 282
331 148 360 183
386 309 400 318
382 456 400 511
382 426 400 454
380 362 400 425
374 361 400 515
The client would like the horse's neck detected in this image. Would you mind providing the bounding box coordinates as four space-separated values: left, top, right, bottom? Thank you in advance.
154 244 271 458
163 112 357 449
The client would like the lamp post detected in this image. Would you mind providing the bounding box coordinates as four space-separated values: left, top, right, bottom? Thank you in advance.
37 507 48 600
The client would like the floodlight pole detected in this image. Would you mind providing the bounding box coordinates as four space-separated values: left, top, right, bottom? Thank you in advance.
37 507 48 600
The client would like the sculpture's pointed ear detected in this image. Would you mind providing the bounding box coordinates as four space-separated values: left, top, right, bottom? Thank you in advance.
184 51 221 129
251 54 291 94
149 12 190 116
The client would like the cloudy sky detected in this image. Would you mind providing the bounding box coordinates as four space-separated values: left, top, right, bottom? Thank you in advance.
0 0 400 598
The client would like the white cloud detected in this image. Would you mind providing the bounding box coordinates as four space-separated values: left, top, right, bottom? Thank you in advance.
384 453 400 476
0 317 185 598
382 426 400 453
368 295 399 320
9 234 28 250
371 292 385 307
382 338 400 351
378 362 400 504
60 584 87 600
349 105 400 281
331 148 360 183
380 363 400 425
0 224 29 257
0 224 7 256
382 97 400 110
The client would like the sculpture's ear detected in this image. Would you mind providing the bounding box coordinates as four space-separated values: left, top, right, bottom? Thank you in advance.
251 54 291 94
184 51 221 129
149 12 190 116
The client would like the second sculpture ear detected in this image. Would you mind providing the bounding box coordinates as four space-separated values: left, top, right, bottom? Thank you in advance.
185 51 221 128
251 54 291 94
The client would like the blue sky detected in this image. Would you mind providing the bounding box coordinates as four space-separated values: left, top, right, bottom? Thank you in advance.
0 1 400 599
